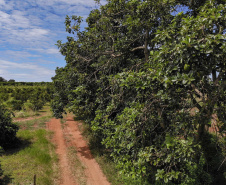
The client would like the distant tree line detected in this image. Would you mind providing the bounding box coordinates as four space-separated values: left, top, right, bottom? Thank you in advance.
0 76 15 82
0 81 54 151
0 84 54 111
0 80 53 86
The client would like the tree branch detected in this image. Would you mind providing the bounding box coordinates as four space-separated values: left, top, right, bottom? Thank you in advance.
189 92 202 110
131 46 145 51
76 54 92 62
191 84 205 100
212 69 216 82
214 72 223 86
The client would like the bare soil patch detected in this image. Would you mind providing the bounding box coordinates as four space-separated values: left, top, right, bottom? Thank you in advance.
47 115 110 185
47 118 77 185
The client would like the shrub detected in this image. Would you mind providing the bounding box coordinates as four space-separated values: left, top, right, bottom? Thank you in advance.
23 100 35 111
0 104 19 148
7 98 23 110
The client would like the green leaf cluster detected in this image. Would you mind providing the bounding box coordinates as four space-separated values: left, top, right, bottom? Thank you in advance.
0 104 19 148
52 0 226 184
0 84 54 111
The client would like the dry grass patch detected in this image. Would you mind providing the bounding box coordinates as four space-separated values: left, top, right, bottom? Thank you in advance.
67 146 86 185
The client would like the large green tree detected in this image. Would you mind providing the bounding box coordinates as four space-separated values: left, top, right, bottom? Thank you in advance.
52 0 225 184
0 77 7 82
54 0 175 119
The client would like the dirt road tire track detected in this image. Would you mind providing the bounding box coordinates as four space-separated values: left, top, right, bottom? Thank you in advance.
47 116 110 185
47 118 77 185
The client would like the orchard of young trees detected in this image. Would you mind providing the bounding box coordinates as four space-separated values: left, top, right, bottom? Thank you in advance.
0 82 54 111
0 82 53 151
52 0 225 184
0 104 18 148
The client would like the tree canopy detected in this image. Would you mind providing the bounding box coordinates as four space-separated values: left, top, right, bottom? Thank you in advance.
0 77 7 82
52 0 226 184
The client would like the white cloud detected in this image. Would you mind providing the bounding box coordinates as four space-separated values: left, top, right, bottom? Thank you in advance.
35 59 56 64
0 50 40 60
0 0 104 47
34 0 98 7
0 60 55 82
0 60 48 71
0 0 107 81
0 0 5 5
0 11 29 29
30 48 60 54
0 9 50 48
42 48 60 54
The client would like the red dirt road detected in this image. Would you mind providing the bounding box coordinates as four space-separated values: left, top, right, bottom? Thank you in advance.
47 118 76 185
47 116 110 185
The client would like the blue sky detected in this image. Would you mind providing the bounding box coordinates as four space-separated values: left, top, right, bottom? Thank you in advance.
0 0 106 82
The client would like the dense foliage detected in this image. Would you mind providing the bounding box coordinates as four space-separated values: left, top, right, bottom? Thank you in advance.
52 0 226 184
0 104 19 148
0 82 53 149
0 77 7 82
0 81 52 86
0 82 54 111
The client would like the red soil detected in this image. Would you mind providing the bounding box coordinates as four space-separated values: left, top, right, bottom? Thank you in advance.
47 116 110 185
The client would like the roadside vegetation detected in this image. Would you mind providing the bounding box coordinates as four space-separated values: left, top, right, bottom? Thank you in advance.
78 117 144 185
52 0 226 184
0 82 57 184
0 105 58 185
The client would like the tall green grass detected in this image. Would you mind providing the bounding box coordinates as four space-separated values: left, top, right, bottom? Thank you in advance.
0 116 58 184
